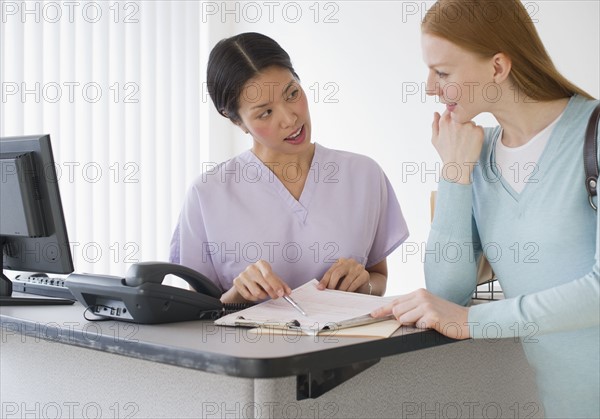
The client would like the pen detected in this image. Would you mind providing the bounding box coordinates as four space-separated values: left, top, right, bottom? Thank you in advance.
283 295 307 316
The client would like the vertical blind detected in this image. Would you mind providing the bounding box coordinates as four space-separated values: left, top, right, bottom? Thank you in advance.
1 1 206 275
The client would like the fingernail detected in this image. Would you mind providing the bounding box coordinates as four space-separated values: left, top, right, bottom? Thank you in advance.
277 289 284 297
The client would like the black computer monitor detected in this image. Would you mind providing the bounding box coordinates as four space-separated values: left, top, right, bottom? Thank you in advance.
0 134 74 305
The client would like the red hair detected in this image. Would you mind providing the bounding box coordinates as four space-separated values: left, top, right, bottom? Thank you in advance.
422 0 594 101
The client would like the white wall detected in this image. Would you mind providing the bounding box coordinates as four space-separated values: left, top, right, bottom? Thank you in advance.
201 0 600 295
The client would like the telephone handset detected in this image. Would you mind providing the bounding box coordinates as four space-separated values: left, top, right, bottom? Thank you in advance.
66 262 230 324
125 262 222 298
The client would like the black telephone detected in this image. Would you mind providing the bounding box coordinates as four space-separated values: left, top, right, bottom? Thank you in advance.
66 262 230 324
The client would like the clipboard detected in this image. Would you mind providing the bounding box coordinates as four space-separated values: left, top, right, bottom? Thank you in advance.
214 280 400 337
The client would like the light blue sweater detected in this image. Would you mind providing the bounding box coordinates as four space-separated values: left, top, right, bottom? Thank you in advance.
425 94 600 418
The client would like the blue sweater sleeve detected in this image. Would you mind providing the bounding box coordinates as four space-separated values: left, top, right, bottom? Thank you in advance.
424 178 481 307
468 266 599 338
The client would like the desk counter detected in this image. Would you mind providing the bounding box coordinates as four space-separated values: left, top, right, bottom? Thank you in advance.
1 300 542 418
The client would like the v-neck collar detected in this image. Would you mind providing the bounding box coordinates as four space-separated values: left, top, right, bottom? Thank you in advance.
487 96 576 203
242 143 320 224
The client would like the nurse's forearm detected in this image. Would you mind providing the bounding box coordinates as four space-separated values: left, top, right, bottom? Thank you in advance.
362 259 388 296
360 271 387 296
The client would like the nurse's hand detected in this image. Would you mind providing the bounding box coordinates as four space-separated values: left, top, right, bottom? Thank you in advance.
370 288 470 340
318 258 369 292
227 260 292 303
432 110 484 185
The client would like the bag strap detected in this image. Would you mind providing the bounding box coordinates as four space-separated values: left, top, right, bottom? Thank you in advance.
584 103 600 210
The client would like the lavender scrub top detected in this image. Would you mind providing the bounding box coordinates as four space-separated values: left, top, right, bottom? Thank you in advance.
170 143 409 292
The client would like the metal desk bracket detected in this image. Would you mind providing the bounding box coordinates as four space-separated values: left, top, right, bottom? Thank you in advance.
296 358 380 399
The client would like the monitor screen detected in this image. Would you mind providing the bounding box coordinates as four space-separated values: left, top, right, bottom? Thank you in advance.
0 134 74 305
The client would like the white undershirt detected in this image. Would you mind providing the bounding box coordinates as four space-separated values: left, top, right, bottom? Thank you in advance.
495 111 564 193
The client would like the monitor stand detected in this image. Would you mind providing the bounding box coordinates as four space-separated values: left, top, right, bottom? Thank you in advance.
1 242 74 306
0 274 74 306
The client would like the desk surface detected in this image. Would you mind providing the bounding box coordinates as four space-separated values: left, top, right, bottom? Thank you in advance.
0 301 455 378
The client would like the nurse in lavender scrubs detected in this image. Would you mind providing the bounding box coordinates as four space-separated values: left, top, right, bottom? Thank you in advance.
170 32 409 304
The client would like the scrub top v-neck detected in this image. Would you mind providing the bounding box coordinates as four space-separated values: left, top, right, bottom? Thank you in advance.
171 143 409 291
240 145 319 225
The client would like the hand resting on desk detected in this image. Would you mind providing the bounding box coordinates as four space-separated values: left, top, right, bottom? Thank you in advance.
371 288 470 340
317 257 370 292
317 257 388 296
